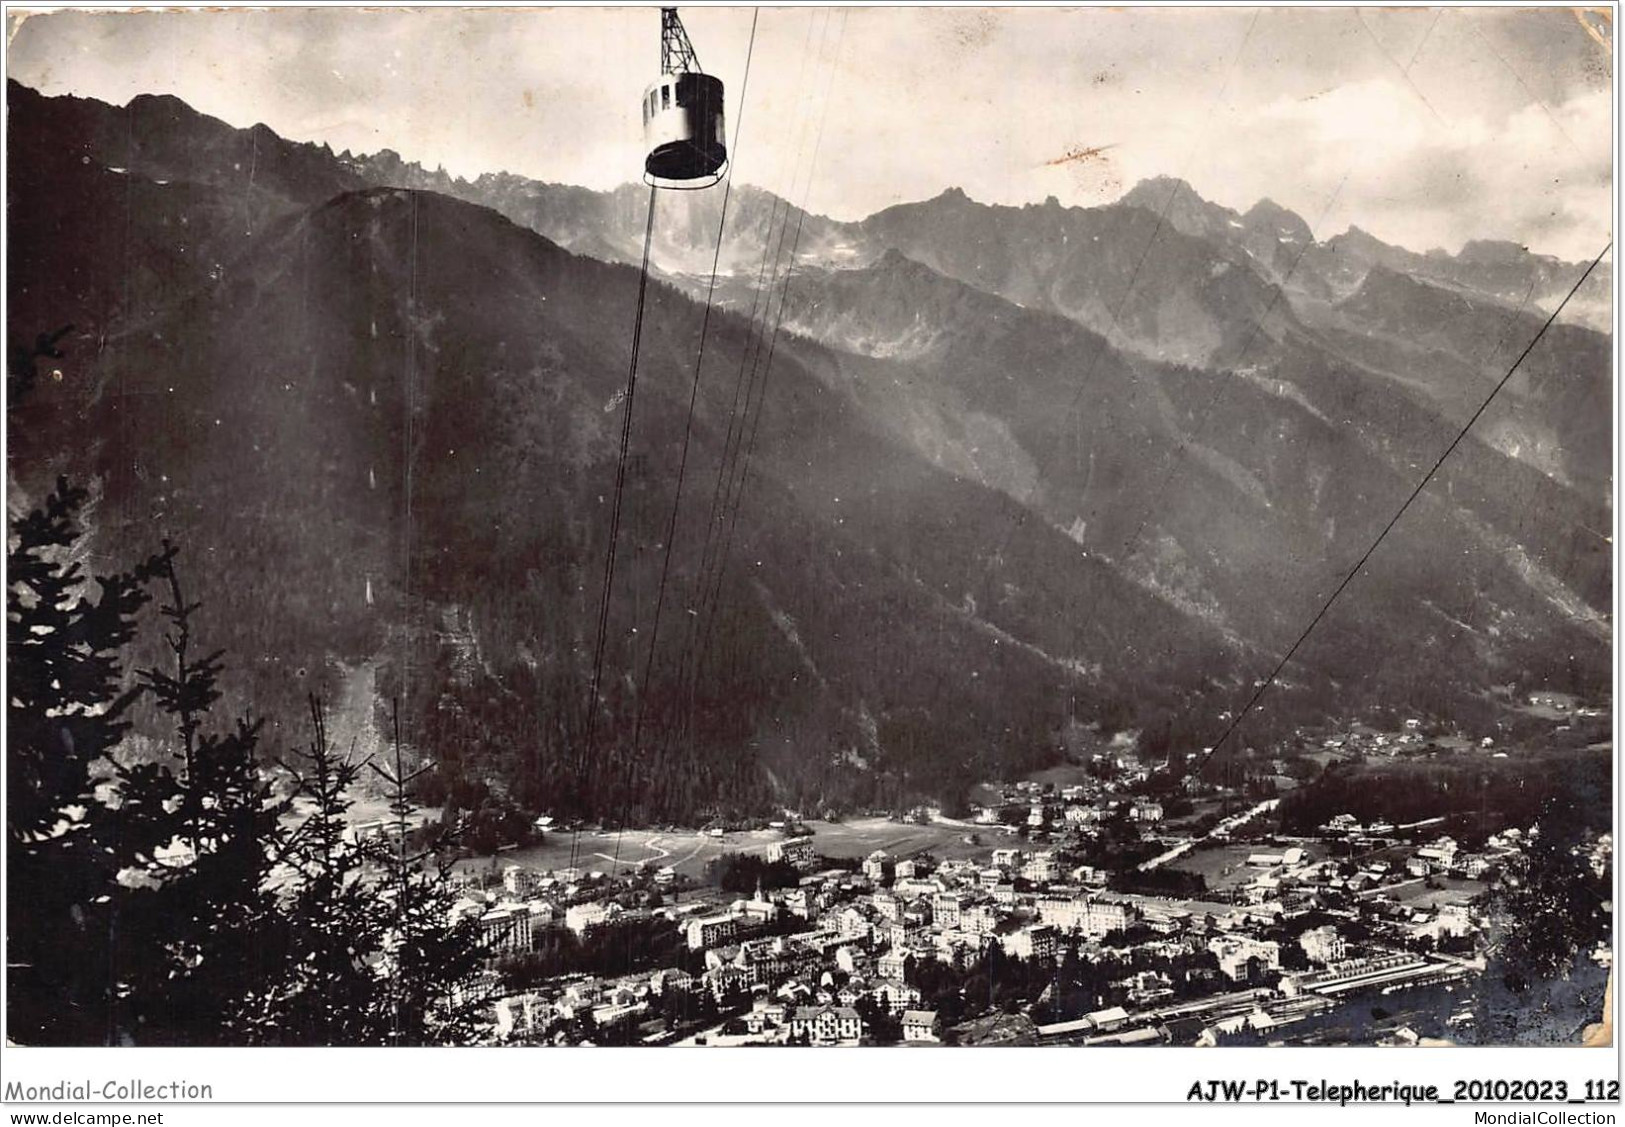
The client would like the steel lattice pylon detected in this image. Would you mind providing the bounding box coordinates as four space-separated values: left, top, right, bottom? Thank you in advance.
660 8 702 74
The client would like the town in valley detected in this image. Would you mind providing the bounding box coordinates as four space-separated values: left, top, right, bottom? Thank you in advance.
6 7 1612 1057
402 698 1612 1047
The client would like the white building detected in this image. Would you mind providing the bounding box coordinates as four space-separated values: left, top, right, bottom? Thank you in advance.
991 848 1025 870
1208 935 1280 981
789 1004 864 1046
564 901 614 935
492 991 546 1039
836 906 872 943
862 850 890 882
502 865 540 898
1021 851 1060 884
1416 838 1459 867
932 892 971 929
685 911 739 951
1131 799 1164 824
902 1010 939 1043
878 949 914 981
1003 924 1058 963
479 906 532 956
1322 813 1361 836
1037 895 1134 937
766 836 816 869
1298 925 1346 966
961 904 1000 937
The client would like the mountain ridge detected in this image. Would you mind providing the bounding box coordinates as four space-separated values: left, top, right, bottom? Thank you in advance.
6 80 1612 823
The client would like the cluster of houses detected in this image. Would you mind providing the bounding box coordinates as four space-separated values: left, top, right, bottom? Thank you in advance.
1317 816 1504 880
1171 831 1500 953
970 789 1172 838
472 822 1460 1045
476 842 1173 1045
1310 716 1550 759
493 965 910 1047
455 777 1553 1047
447 858 684 962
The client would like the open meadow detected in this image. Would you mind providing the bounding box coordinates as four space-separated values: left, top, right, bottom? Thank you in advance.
458 816 999 882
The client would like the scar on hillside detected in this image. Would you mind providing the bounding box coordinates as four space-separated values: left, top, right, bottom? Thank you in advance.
1045 143 1118 169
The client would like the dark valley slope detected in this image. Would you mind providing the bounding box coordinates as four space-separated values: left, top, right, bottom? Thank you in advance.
6 82 1612 824
10 91 1241 820
774 248 1610 702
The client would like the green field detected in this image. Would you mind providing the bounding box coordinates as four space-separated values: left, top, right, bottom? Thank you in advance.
1020 764 1098 790
1388 876 1481 910
457 827 767 881
1167 844 1269 890
790 817 996 862
461 816 998 881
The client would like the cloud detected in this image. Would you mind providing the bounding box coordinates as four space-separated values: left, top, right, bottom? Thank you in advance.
1159 73 1609 260
6 6 1611 260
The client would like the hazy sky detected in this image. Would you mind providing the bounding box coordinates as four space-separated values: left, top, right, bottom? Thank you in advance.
7 5 1614 259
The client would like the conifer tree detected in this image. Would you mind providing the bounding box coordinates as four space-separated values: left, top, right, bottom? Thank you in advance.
110 547 291 1044
244 697 391 1045
9 483 494 1045
7 477 165 1044
369 703 492 1045
8 479 162 840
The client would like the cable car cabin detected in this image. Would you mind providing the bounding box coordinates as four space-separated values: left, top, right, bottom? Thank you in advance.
643 72 726 185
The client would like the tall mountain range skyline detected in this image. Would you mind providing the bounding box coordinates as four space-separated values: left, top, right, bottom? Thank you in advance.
8 6 1613 260
6 77 1611 822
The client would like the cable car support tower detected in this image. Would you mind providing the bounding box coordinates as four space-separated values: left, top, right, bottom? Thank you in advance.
661 7 702 75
